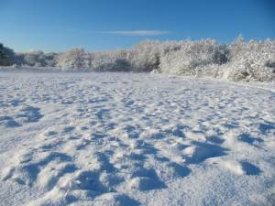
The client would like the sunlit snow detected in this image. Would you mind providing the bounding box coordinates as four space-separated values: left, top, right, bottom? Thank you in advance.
0 72 274 205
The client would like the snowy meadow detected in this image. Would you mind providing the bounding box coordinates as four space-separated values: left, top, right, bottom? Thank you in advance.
0 72 274 205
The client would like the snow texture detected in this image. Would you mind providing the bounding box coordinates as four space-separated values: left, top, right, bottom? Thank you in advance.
0 72 275 206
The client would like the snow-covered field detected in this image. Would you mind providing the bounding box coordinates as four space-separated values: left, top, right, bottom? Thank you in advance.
0 72 274 206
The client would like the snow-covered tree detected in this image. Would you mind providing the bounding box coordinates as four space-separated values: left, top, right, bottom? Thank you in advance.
0 43 17 66
57 48 89 70
88 50 131 72
225 38 275 81
159 39 229 76
129 41 161 72
17 51 57 67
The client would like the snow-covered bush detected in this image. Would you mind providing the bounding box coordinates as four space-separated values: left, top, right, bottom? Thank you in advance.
129 41 161 72
57 48 89 70
159 39 229 76
89 50 131 72
18 51 57 67
129 40 184 72
43 52 58 67
224 37 275 81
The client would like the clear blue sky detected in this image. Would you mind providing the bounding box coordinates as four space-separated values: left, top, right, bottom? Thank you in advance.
0 0 274 52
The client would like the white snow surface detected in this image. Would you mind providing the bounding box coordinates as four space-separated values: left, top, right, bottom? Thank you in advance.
0 72 274 206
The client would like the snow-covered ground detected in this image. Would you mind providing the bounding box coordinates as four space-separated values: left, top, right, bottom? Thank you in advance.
0 72 274 206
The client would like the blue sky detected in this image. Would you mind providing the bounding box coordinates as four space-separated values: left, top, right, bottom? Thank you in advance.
0 0 274 52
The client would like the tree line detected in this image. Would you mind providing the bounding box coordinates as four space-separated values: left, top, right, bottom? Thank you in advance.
1 37 274 81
